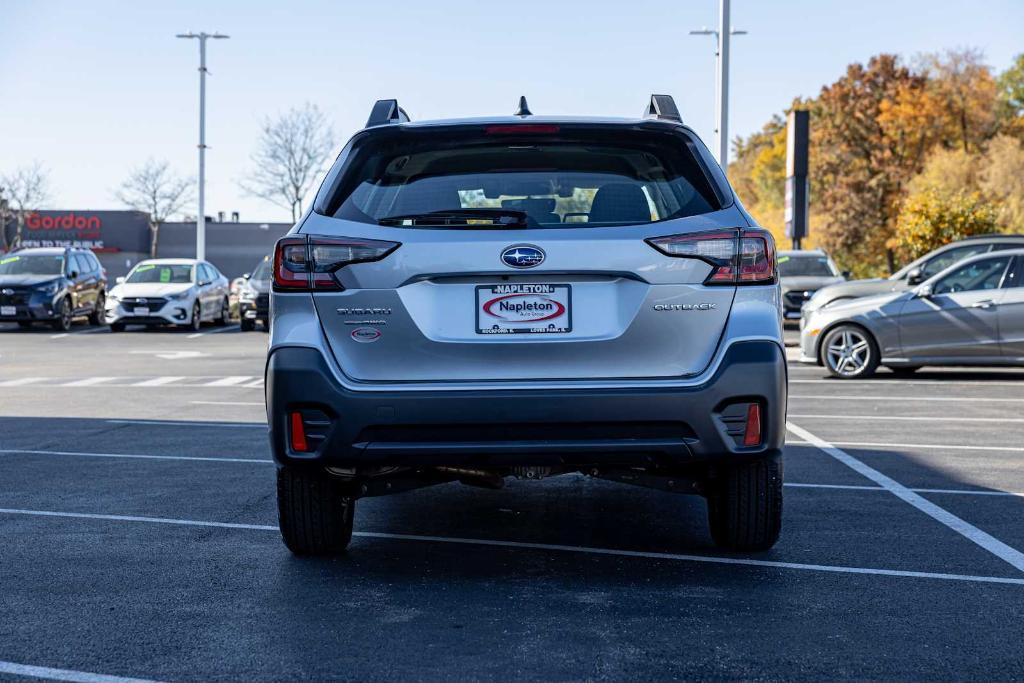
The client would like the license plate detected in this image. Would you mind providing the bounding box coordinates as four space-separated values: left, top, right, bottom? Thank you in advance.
135 306 150 316
0 306 15 316
476 284 571 335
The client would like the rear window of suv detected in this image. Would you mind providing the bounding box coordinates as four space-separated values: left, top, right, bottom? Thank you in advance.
319 124 726 228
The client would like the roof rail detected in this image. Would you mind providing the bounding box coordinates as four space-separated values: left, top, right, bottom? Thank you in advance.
366 99 411 128
643 94 682 123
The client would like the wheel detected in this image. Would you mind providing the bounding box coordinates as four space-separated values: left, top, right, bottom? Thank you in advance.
277 467 354 555
51 297 72 331
187 302 201 332
110 322 126 333
214 298 229 326
885 365 921 376
707 454 783 551
820 324 879 379
17 321 32 329
89 292 105 326
240 317 256 332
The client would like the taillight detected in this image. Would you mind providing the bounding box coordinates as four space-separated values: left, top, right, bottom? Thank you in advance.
646 228 776 285
743 403 762 447
272 235 399 292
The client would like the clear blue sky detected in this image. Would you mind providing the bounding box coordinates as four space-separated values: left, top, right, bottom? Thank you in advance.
2 0 1021 222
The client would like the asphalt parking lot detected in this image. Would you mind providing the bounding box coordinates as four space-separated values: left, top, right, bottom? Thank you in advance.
2 321 1024 681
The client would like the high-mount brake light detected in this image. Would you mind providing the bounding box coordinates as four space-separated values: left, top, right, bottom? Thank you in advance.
485 124 561 135
272 235 400 292
646 228 777 285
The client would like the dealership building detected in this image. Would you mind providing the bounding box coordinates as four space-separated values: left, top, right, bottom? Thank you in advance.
2 210 291 278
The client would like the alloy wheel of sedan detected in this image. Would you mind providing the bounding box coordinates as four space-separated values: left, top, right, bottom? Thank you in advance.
822 325 878 379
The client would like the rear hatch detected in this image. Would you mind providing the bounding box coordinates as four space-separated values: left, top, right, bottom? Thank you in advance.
286 122 769 384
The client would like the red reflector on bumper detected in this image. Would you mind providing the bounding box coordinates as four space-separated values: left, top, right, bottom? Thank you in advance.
743 403 762 447
290 411 309 452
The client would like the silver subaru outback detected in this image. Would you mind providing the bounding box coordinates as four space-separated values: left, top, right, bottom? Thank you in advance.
266 96 787 555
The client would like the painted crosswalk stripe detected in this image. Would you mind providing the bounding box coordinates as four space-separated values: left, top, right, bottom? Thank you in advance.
0 659 162 683
131 376 186 387
203 376 252 386
0 377 47 386
62 377 119 387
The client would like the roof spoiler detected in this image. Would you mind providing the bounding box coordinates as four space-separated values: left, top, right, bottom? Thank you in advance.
643 94 682 123
366 99 411 128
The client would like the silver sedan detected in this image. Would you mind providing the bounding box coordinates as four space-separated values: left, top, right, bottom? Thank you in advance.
800 248 1024 378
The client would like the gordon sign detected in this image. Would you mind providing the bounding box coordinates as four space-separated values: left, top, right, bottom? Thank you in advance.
14 210 151 253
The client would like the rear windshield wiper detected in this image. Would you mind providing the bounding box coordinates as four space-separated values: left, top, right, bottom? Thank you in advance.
377 208 534 228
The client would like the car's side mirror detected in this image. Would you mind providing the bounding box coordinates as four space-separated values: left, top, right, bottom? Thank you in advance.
841 270 851 279
906 268 924 286
243 273 251 280
69 270 79 279
115 276 125 284
915 283 933 298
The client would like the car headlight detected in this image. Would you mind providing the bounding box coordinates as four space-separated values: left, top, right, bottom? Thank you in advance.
107 293 120 304
35 282 60 296
168 289 193 301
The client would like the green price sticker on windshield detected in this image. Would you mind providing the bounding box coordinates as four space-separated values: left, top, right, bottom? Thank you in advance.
777 255 790 264
0 256 19 265
135 264 155 272
159 268 171 283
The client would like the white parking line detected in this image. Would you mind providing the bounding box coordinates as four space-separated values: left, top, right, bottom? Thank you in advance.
0 449 269 464
131 376 186 387
2 506 1023 586
789 414 1024 424
791 394 1024 403
787 439 1024 454
62 377 119 387
0 377 47 386
786 482 1024 497
202 376 253 386
49 333 68 339
0 659 161 683
187 324 239 339
106 419 265 428
11 447 1021 498
788 421 1024 574
190 400 264 406
790 379 1024 387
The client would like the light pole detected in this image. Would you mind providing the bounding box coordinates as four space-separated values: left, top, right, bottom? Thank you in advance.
176 31 229 261
690 0 746 172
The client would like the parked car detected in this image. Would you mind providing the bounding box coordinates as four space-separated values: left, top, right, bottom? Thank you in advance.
237 256 272 331
105 258 230 332
804 234 1024 314
267 95 786 556
0 246 107 331
777 249 846 321
800 249 1024 378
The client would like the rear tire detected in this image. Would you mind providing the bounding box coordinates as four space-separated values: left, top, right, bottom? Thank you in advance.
214 298 229 326
277 467 354 556
708 454 783 552
51 297 72 331
89 293 105 326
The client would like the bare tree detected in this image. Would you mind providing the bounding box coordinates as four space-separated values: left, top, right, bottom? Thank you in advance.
240 103 336 221
0 162 51 249
115 159 194 258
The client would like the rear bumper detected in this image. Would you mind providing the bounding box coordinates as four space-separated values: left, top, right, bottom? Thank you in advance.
266 340 787 469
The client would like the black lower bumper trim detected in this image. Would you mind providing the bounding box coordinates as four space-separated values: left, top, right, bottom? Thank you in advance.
266 340 787 468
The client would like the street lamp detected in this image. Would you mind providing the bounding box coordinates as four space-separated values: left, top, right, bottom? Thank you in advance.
176 31 229 261
690 0 747 172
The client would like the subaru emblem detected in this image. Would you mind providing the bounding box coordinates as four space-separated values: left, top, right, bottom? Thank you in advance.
501 245 545 269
